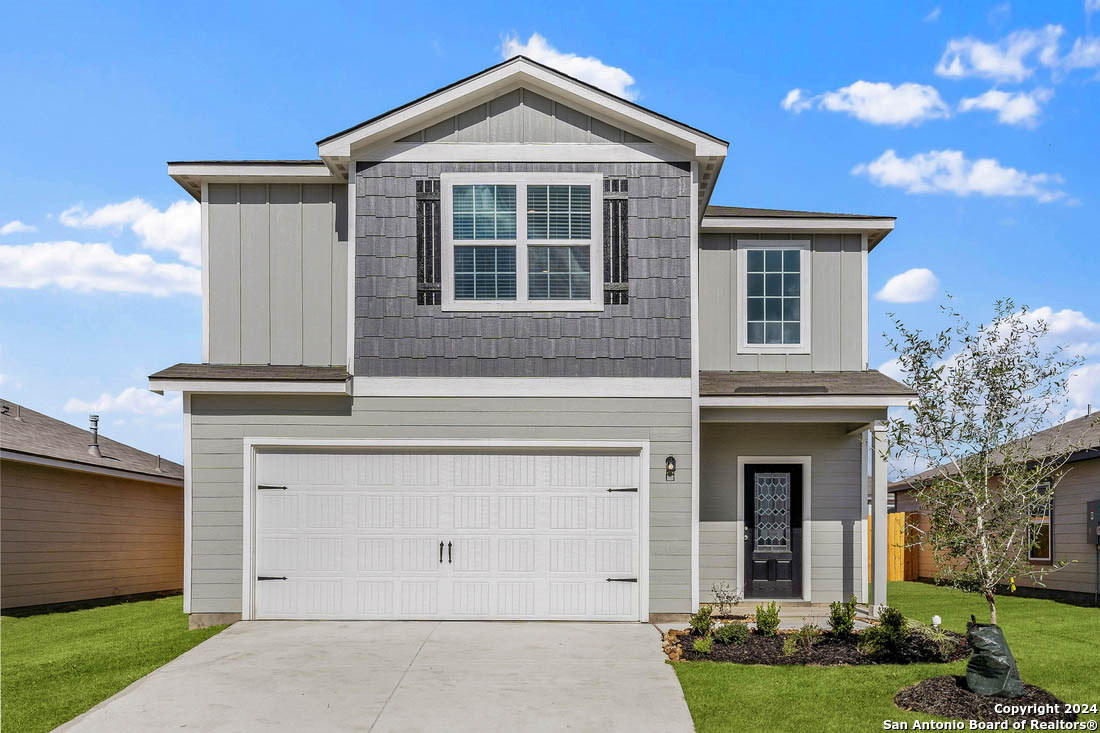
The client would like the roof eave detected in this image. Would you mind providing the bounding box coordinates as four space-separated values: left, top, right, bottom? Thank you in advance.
701 215 896 249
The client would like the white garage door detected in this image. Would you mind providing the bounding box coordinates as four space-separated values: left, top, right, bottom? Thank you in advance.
252 450 642 620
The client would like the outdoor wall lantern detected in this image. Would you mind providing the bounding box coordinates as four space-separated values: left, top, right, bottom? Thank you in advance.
665 456 676 481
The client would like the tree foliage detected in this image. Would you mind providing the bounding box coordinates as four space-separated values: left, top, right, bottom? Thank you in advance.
887 298 1086 623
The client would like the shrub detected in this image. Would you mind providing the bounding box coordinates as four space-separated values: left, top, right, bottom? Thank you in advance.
710 582 744 616
781 636 799 656
827 594 858 637
877 605 908 644
713 622 749 646
795 623 820 650
689 606 714 637
913 623 958 662
692 636 712 655
856 626 887 657
755 601 781 637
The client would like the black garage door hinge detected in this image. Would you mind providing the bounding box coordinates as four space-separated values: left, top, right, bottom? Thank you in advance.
257 576 287 581
605 487 638 492
605 577 638 582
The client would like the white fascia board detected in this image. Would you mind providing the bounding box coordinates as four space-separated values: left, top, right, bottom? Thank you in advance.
701 217 895 234
318 59 727 160
699 395 913 408
366 142 692 164
352 377 691 398
1 449 183 487
167 163 341 179
149 379 351 395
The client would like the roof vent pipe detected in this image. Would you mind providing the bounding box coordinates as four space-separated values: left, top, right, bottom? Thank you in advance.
88 414 102 458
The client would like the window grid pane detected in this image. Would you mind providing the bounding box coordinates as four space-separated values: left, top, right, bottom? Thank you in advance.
528 245 590 300
454 246 516 300
746 248 801 345
453 185 516 241
527 185 591 240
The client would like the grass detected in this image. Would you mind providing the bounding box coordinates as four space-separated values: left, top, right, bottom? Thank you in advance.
674 581 1099 733
1 595 225 733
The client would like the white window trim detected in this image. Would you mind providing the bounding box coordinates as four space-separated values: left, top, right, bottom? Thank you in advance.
440 172 604 312
1028 482 1053 562
736 240 812 355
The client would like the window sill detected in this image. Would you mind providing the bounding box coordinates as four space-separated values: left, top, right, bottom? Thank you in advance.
736 344 811 356
1028 558 1054 566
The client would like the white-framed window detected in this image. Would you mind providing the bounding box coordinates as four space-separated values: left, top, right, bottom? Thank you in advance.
736 240 811 354
1029 482 1053 563
441 172 604 311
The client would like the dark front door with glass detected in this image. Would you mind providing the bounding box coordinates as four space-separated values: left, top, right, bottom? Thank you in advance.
744 463 803 598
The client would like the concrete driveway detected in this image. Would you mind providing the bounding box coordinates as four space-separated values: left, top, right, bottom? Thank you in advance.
58 621 694 732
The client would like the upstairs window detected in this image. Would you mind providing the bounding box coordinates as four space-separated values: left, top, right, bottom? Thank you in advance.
736 241 811 354
441 173 603 311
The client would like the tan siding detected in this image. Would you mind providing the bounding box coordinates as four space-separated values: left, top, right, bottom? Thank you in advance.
1 460 183 609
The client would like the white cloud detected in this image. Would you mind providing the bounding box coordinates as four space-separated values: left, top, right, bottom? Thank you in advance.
935 25 1064 81
876 268 940 303
958 88 1052 127
1087 0 1100 14
781 81 949 126
0 241 201 296
780 88 814 113
924 6 942 22
877 358 905 382
852 149 1067 203
1066 363 1100 419
1063 36 1100 70
1 220 35 235
60 198 200 265
1025 306 1100 340
65 387 181 418
501 32 638 100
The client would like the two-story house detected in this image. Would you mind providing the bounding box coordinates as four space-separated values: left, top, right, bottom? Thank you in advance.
150 56 914 628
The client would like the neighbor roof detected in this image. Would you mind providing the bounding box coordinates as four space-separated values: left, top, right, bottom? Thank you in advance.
891 412 1100 491
699 370 916 397
0 400 183 482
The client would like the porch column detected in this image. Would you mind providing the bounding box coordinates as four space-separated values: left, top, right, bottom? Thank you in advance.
870 422 889 613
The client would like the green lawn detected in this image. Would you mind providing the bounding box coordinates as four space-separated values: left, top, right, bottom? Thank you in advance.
674 582 1099 733
1 596 225 733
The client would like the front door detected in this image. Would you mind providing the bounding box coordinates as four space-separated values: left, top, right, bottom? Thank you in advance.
744 463 802 598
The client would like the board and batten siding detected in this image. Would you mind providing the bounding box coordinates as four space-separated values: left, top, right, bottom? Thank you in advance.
699 422 865 603
699 232 865 371
188 394 693 615
1 460 183 609
206 183 348 366
354 161 691 378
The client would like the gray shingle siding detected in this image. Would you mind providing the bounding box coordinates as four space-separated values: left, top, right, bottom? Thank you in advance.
354 161 692 377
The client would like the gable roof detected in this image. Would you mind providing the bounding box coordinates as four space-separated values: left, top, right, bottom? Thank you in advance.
890 411 1100 491
0 399 183 483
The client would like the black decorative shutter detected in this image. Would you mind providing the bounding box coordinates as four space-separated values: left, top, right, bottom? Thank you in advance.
603 178 629 305
415 179 441 305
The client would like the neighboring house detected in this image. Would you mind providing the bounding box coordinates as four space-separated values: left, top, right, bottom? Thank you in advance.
1 400 184 611
891 412 1100 604
150 56 914 628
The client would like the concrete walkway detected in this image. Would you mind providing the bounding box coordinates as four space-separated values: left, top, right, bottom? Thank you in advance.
57 621 694 733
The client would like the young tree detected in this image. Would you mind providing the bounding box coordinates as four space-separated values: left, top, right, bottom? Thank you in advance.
886 298 1086 624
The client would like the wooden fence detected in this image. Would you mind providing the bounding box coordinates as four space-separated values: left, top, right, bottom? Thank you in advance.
868 511 920 581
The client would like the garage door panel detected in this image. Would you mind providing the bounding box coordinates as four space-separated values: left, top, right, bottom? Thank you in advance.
254 450 641 621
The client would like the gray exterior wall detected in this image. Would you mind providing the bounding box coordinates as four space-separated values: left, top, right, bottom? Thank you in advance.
188 394 692 615
395 88 650 145
354 161 691 377
699 422 865 602
207 183 348 366
699 232 864 371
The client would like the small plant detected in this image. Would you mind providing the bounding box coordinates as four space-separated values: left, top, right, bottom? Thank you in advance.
710 582 744 616
877 605 908 644
913 623 958 662
754 601 781 637
692 636 712 655
689 606 714 637
712 622 749 646
795 623 820 650
827 594 858 637
781 635 799 656
856 627 886 657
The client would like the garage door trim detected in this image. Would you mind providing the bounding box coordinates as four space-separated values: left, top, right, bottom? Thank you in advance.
241 438 651 621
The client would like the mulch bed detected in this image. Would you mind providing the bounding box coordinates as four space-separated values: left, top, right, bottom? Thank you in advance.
895 675 1078 723
668 628 968 666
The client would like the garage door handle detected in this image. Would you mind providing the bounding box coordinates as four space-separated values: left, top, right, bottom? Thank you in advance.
257 576 287 581
258 485 287 491
606 577 638 582
448 541 452 564
439 542 444 563
605 488 638 492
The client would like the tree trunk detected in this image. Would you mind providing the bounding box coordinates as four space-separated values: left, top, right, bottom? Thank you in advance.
985 590 997 625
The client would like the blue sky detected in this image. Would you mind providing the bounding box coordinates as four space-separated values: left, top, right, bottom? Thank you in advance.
2 1 1098 465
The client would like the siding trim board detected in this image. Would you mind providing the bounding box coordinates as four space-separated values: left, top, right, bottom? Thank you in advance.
351 377 691 397
239 437 652 621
